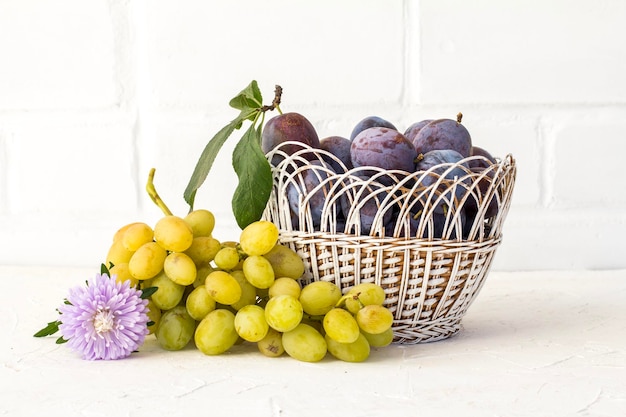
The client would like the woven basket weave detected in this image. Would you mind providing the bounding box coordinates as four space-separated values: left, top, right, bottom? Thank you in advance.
262 142 516 344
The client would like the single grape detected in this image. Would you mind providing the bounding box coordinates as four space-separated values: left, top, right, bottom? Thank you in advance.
193 265 215 288
361 327 394 347
109 262 138 288
154 215 194 252
257 328 285 358
213 246 241 270
242 255 275 289
163 252 197 286
356 304 394 334
195 309 239 355
239 220 279 256
155 306 196 351
325 332 370 362
268 277 301 299
299 280 342 316
262 244 305 280
323 308 360 344
282 323 327 362
112 221 143 243
145 299 161 335
204 270 242 305
106 239 134 268
344 283 386 314
128 241 167 280
122 222 154 252
184 209 215 237
234 305 269 342
148 271 186 310
229 270 259 311
184 236 221 267
185 285 216 321
264 294 303 332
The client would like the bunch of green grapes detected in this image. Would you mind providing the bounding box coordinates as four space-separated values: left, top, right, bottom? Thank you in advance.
106 215 394 361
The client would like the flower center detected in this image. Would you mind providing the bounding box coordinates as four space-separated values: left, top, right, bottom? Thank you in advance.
93 308 115 334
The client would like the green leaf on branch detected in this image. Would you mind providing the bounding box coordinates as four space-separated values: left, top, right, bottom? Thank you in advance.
183 108 257 209
231 123 273 229
229 80 263 114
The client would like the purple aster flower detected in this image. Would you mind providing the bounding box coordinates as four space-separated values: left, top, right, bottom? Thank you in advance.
58 273 150 360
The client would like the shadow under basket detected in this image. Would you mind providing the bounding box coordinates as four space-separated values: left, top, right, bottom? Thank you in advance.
262 142 517 344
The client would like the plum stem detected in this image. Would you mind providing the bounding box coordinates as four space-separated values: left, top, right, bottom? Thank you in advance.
456 112 463 124
260 84 283 114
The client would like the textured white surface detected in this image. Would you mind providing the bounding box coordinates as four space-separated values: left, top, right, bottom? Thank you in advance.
3 266 625 417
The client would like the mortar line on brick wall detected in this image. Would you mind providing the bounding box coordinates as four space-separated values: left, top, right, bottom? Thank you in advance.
537 117 554 209
0 136 6 214
128 0 157 214
400 0 410 107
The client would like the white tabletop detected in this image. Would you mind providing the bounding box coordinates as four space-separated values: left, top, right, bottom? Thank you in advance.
2 266 624 417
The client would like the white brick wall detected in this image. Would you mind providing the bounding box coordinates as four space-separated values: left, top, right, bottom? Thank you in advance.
1 0 625 271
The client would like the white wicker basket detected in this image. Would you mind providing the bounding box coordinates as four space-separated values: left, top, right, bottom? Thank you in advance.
262 141 516 343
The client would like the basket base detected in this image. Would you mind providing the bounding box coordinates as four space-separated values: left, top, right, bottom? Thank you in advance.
392 317 463 344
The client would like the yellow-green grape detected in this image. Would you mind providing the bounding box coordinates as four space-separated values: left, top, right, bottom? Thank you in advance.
184 236 221 267
185 285 216 321
299 280 342 316
163 252 197 286
184 209 215 237
239 220 279 256
106 239 134 267
262 244 305 280
322 307 360 344
361 327 394 348
229 270 258 310
154 215 194 252
242 255 275 289
112 222 143 243
128 241 167 280
155 306 196 351
204 270 242 305
145 299 161 335
282 323 327 362
193 265 215 288
257 328 284 358
268 277 301 299
122 222 154 252
194 309 239 355
264 294 303 332
213 246 241 270
325 332 370 362
356 304 394 334
109 262 138 287
344 282 386 314
234 305 269 342
148 271 186 310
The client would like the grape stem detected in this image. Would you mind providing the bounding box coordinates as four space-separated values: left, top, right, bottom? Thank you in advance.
146 168 173 216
